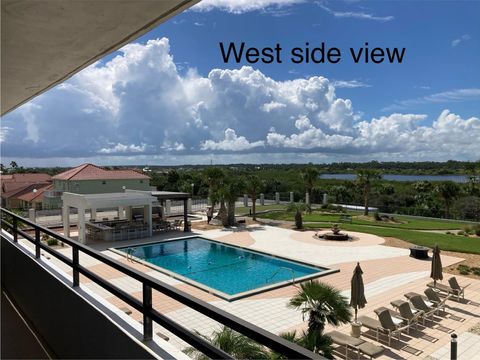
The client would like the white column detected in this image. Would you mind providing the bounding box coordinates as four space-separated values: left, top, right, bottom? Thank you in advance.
305 192 310 206
144 204 152 237
28 208 36 222
78 208 86 244
290 192 294 203
118 206 124 219
91 208 97 221
260 193 265 206
125 206 132 221
165 200 171 216
275 192 280 204
243 194 248 207
187 198 192 213
323 193 328 205
62 205 70 238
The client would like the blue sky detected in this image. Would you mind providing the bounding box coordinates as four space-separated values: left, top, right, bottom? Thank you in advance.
1 0 479 166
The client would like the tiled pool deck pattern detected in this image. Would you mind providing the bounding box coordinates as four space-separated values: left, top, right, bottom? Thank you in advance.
20 224 480 359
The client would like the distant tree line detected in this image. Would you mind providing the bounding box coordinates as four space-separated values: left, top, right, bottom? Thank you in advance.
3 160 479 221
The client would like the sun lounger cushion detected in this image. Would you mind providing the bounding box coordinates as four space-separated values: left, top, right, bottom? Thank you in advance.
358 342 385 358
358 315 381 330
326 330 364 347
427 282 454 294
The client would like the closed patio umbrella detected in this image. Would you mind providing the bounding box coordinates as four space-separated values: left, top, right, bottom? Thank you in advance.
350 262 367 323
431 244 443 286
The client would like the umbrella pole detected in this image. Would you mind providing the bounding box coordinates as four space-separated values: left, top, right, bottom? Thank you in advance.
354 307 358 323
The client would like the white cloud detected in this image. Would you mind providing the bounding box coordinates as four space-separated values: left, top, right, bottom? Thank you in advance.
192 0 304 14
99 143 149 154
383 88 480 111
201 128 264 151
333 80 371 88
451 34 471 47
161 141 186 151
2 37 479 163
318 4 394 22
261 101 287 112
0 126 12 143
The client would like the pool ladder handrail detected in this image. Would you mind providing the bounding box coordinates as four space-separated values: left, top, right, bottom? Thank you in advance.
126 248 135 262
266 267 297 287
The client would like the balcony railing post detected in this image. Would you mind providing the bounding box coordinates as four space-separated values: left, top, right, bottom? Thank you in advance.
13 217 18 242
143 284 153 341
35 227 40 258
72 246 79 287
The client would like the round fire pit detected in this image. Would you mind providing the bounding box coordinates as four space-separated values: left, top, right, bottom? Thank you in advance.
322 232 350 241
315 224 351 241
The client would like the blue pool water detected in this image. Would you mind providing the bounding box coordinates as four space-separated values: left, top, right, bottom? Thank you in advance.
118 237 326 296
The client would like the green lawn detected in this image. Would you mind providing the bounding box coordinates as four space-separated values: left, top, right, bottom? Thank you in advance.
256 210 480 254
303 223 480 255
235 204 287 215
259 211 475 230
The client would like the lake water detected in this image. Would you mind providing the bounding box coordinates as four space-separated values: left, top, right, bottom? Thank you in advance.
320 174 469 183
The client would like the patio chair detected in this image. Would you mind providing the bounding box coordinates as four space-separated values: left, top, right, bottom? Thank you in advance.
424 288 451 312
409 295 436 321
326 330 384 360
427 282 460 300
397 301 425 328
357 315 381 341
448 277 470 300
403 292 435 317
325 330 364 359
174 219 183 230
376 308 410 346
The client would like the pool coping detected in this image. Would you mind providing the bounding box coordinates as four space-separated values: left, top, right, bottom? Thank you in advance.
109 235 339 301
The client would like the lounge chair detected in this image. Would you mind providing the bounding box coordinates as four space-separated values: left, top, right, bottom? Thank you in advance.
173 219 182 230
427 281 463 301
448 277 470 300
376 309 410 346
409 295 436 321
397 301 425 328
326 330 364 359
424 288 451 312
326 330 385 359
358 315 381 341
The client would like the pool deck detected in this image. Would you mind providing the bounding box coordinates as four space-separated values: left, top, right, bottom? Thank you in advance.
20 222 480 359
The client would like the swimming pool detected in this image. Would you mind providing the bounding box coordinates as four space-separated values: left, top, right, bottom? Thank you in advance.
114 237 337 300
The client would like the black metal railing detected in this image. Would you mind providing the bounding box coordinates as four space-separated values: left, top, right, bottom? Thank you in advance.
0 208 320 360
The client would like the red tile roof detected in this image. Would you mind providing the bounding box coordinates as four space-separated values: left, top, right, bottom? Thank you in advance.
4 182 51 200
10 173 51 182
52 163 149 180
17 184 52 202
1 173 52 197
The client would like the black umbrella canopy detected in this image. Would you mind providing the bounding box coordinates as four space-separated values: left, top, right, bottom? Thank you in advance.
431 244 443 286
350 262 367 322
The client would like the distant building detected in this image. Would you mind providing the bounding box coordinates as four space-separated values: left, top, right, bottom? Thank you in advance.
44 163 151 208
1 173 52 209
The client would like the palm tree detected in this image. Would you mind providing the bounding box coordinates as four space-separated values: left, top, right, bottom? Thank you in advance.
9 161 18 171
356 169 382 216
465 161 479 195
223 178 245 226
184 326 268 360
330 185 348 203
436 182 460 218
288 281 351 357
301 167 319 212
245 175 263 221
203 167 224 208
287 201 308 229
